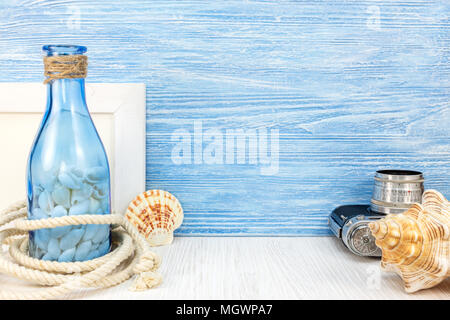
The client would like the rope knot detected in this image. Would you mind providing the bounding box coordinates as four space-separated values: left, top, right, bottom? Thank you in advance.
130 271 162 292
133 251 161 274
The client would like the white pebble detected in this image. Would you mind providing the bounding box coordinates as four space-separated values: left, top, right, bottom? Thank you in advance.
41 253 54 261
71 184 93 205
50 226 72 238
34 229 50 251
88 198 100 214
91 225 109 244
58 248 76 262
38 190 54 213
69 199 90 215
31 208 47 220
51 184 70 208
59 228 84 251
75 240 92 261
58 166 83 190
83 224 99 241
51 205 67 218
47 238 61 259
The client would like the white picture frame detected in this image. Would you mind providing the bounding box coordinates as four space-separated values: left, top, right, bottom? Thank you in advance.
0 83 146 213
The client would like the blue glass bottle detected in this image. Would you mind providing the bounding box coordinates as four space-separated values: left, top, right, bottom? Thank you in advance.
27 45 111 261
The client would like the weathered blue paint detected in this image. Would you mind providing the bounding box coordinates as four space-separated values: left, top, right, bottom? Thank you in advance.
0 1 449 236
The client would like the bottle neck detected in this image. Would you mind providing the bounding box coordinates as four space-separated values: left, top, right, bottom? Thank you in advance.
46 78 89 114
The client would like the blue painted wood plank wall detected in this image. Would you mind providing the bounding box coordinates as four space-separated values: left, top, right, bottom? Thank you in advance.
0 1 449 236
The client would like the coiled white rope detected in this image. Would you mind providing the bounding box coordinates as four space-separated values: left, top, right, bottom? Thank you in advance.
0 200 162 300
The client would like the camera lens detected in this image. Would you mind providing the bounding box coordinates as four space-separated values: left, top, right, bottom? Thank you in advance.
371 170 424 214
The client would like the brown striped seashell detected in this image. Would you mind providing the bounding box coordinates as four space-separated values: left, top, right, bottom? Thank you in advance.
369 189 450 293
125 190 183 246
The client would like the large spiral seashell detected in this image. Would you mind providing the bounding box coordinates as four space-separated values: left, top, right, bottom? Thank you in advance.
125 190 183 246
369 189 450 293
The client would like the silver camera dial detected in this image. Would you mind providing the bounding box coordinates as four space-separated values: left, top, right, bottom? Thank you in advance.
342 215 381 257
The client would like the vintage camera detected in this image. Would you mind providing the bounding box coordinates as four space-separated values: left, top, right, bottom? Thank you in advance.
329 170 424 257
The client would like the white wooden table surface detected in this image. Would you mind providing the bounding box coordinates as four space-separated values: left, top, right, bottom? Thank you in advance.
1 237 449 300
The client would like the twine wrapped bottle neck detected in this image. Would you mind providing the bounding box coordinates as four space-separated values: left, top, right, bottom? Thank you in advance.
43 55 88 84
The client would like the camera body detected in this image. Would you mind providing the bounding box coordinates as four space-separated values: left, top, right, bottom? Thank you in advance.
329 205 384 257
